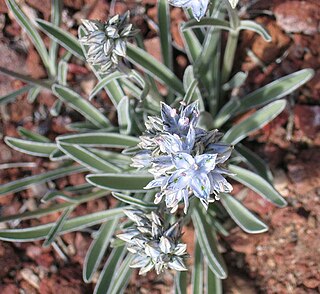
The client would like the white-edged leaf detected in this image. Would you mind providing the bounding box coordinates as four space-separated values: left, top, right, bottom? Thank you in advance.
52 84 111 128
175 271 187 294
182 17 232 31
223 100 286 145
17 127 51 143
86 173 154 192
192 207 227 279
220 193 268 233
0 165 85 196
57 132 139 148
228 164 287 207
5 137 56 157
239 20 271 42
192 240 204 294
205 262 223 294
57 142 121 173
0 207 126 242
112 192 157 209
84 218 119 282
0 85 33 105
117 96 132 135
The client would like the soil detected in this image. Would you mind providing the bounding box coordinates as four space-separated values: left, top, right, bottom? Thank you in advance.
0 0 319 293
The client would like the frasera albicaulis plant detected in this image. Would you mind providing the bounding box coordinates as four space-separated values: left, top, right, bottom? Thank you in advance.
0 0 314 292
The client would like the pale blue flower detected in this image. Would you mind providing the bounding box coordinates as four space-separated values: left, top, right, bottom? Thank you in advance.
169 0 209 21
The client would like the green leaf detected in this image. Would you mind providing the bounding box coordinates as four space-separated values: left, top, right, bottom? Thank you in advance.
57 142 121 173
52 84 111 128
126 44 184 95
90 72 126 100
175 271 187 294
0 165 85 196
182 17 232 31
228 164 287 207
192 207 227 279
192 240 204 294
234 69 314 115
86 173 153 192
27 86 41 103
5 0 51 73
18 127 51 143
107 254 133 294
220 193 268 233
205 262 223 294
84 218 119 282
112 192 157 209
223 100 286 145
158 0 173 70
117 96 132 135
182 26 202 64
222 71 248 91
66 121 100 132
93 246 127 294
36 19 85 59
0 207 126 242
0 66 51 89
0 85 33 105
57 132 139 148
235 143 273 183
43 206 73 247
0 190 106 223
239 20 271 42
5 137 56 157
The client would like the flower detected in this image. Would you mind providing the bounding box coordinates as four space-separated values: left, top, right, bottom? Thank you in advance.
168 0 209 21
131 101 234 213
117 210 188 275
79 12 138 73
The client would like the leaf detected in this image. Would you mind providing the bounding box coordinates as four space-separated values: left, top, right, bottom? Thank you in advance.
182 80 198 105
126 44 184 95
239 20 271 42
52 84 111 128
205 262 223 294
235 143 273 183
5 0 51 73
0 207 126 242
181 26 202 64
90 72 126 100
112 192 157 209
86 173 154 192
18 127 51 143
192 207 227 279
93 246 127 294
0 165 85 196
57 142 121 173
84 218 120 282
117 96 132 135
228 164 287 207
66 121 100 131
0 190 106 223
192 241 204 294
222 71 248 91
182 17 232 31
57 132 139 148
234 69 314 115
223 100 286 145
220 193 268 233
43 206 73 247
228 0 239 9
175 271 187 294
50 99 63 116
107 254 133 294
0 67 52 90
5 137 56 157
36 19 85 59
27 86 41 103
0 85 33 105
158 0 173 70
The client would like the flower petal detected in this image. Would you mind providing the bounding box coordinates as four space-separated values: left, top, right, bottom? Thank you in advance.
172 152 194 169
195 153 217 173
190 174 210 200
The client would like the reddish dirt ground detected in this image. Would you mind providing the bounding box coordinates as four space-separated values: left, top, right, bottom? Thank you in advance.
0 0 319 293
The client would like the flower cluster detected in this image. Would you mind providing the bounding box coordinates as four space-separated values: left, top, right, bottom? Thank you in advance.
79 12 137 73
117 210 188 275
132 101 233 213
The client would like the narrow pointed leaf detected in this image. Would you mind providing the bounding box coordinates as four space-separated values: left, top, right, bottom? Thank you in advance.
175 271 187 294
0 165 85 196
228 164 287 207
84 218 120 282
112 192 157 209
192 207 227 279
117 96 132 135
0 85 33 105
18 127 51 143
5 137 56 157
86 173 154 192
192 240 204 294
239 20 271 42
182 17 232 31
220 193 268 233
205 262 223 294
223 100 286 145
52 84 111 128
